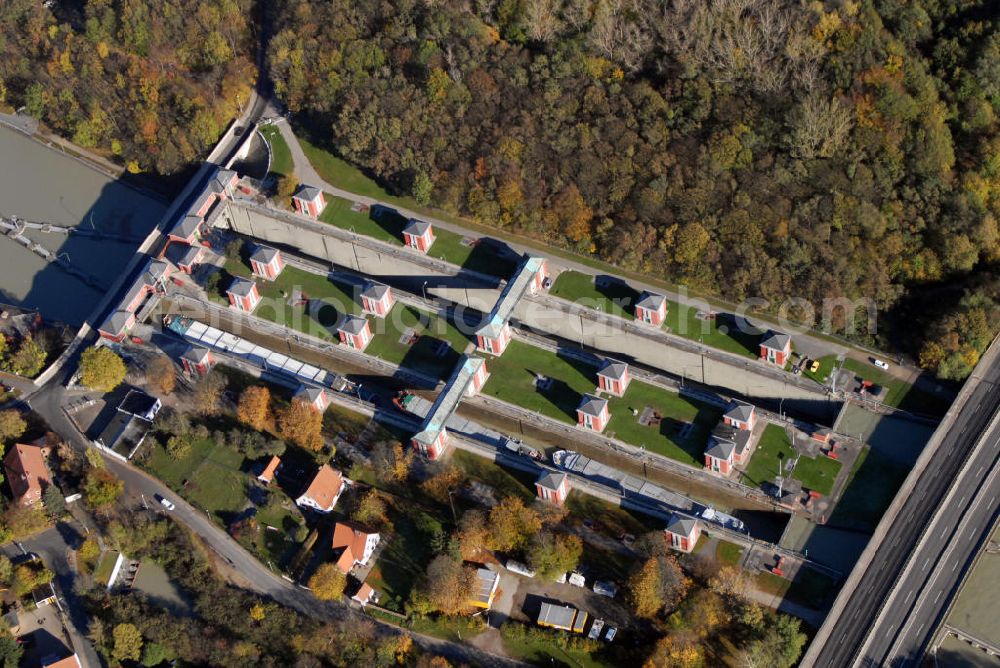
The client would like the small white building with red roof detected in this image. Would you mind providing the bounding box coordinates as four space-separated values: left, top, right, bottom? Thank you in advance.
664 514 700 553
402 219 435 252
634 291 667 326
250 246 285 280
361 282 395 317
596 359 630 397
227 277 261 312
535 471 569 505
337 315 372 351
293 186 326 218
331 521 381 574
257 455 282 485
4 442 51 507
576 394 610 432
181 345 214 376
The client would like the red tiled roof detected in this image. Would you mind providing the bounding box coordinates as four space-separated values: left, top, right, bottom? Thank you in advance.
332 522 376 574
300 465 344 510
4 443 50 506
258 456 281 483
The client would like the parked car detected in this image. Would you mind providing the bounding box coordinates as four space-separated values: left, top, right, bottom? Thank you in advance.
157 496 176 511
604 626 617 642
593 580 619 598
568 572 586 588
809 359 820 373
873 358 889 370
588 619 605 640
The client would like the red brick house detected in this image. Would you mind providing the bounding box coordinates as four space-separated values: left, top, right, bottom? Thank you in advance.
528 256 549 294
403 219 435 252
210 168 239 199
175 244 204 275
169 214 205 244
227 277 261 312
337 315 372 351
705 423 752 474
464 357 489 396
293 186 326 218
412 426 449 460
331 522 381 574
475 316 512 355
181 345 214 376
535 471 569 505
759 331 791 366
190 191 217 218
723 401 756 431
4 442 51 507
634 291 667 326
596 359 630 397
142 259 172 293
361 282 395 317
664 514 700 553
295 465 345 513
121 281 149 314
576 394 610 432
98 310 136 343
295 385 331 412
250 246 285 280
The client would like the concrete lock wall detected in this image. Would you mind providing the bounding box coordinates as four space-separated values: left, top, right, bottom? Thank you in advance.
223 204 835 417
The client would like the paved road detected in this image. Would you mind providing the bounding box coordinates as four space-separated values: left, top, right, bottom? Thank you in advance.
806 343 1000 667
3 523 103 668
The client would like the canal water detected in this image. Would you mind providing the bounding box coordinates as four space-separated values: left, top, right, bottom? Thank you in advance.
0 127 166 325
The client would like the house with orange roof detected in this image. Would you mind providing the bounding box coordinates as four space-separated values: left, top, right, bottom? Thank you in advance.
331 521 381 573
41 653 82 668
4 442 51 507
257 455 282 485
352 582 377 606
295 465 345 513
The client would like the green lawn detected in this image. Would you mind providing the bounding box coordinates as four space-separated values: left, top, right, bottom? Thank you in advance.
550 270 636 320
93 551 120 585
565 491 659 538
144 438 249 522
744 424 842 495
223 256 363 340
829 446 910 531
366 303 472 379
715 540 744 567
550 271 760 357
841 358 950 415
802 354 838 385
427 227 518 278
502 630 608 668
259 125 293 177
481 340 720 466
451 450 535 502
366 503 440 611
410 615 485 642
319 195 403 246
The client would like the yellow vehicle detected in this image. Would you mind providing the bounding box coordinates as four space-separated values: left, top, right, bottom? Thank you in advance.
809 359 820 374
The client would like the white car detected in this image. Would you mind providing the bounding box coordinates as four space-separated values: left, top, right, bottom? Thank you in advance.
158 497 176 511
873 359 889 370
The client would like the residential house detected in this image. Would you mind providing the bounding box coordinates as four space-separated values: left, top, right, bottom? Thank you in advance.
470 567 500 609
537 602 588 633
117 389 162 421
295 385 330 412
3 442 51 507
664 514 701 553
596 360 630 397
331 522 381 574
210 168 239 199
361 282 395 317
181 345 214 376
98 310 136 342
723 400 757 431
535 471 569 505
250 246 285 280
759 331 791 366
293 186 327 218
295 465 345 513
337 315 372 351
402 219 435 252
576 394 610 432
352 582 377 606
634 291 667 326
227 277 261 312
257 456 281 485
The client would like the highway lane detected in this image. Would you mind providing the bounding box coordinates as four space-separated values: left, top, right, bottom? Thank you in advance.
809 356 1000 667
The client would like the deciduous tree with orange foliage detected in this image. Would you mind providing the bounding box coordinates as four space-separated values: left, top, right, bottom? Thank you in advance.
236 386 272 432
276 399 324 452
